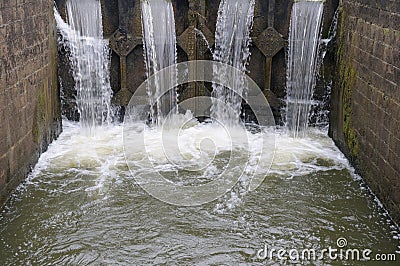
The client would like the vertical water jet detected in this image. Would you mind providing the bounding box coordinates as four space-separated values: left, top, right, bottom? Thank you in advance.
55 0 113 133
141 0 178 126
210 0 255 127
285 0 324 138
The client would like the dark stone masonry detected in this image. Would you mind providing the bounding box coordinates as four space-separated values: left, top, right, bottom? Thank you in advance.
0 0 62 205
330 0 400 222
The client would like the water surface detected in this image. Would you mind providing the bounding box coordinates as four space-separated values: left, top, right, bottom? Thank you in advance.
0 121 399 265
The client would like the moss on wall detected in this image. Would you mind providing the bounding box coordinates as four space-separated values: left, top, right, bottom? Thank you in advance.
330 0 400 225
335 6 359 160
342 66 358 158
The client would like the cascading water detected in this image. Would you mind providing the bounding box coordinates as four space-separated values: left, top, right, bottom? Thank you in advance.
309 7 339 130
285 0 324 138
211 0 255 127
1 2 400 263
55 0 113 132
141 0 178 126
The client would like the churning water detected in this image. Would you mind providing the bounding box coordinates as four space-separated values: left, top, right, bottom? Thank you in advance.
286 0 324 138
141 0 178 126
55 0 113 132
0 120 399 264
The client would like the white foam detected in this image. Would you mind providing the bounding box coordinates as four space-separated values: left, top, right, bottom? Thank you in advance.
27 118 350 205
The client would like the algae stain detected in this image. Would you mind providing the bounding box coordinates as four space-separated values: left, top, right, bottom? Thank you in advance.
337 6 359 159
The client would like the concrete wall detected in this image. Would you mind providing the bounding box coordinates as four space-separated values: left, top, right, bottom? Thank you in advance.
330 0 400 222
0 0 62 205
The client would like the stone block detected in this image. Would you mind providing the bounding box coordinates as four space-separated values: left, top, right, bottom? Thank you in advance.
0 0 61 205
331 0 400 223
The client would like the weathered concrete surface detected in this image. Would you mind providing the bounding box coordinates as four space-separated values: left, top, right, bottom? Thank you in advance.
56 0 338 123
0 0 62 205
330 0 400 223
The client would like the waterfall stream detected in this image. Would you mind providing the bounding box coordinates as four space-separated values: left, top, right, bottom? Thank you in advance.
286 0 324 138
1 1 399 264
141 0 178 126
211 0 255 127
55 0 113 132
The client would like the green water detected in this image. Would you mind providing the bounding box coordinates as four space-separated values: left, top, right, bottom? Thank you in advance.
0 122 399 265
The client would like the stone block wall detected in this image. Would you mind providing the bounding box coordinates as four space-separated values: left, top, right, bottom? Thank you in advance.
0 0 62 205
330 0 400 222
